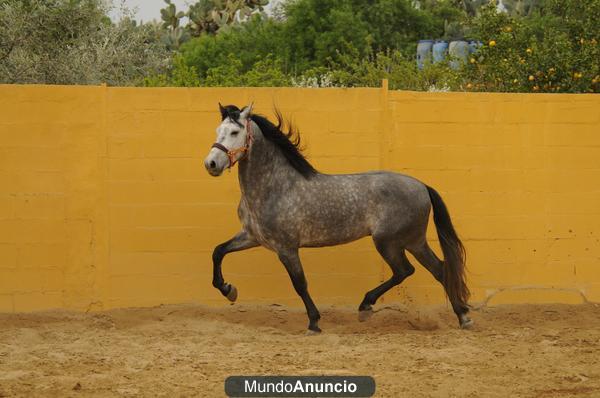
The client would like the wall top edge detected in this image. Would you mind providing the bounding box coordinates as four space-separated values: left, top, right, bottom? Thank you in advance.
390 90 600 99
0 84 379 91
1 84 597 101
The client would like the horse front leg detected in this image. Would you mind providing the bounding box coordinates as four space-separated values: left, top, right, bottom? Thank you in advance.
212 231 259 301
277 250 321 334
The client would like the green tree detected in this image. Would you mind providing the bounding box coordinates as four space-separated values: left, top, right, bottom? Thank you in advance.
0 0 169 85
147 0 598 93
281 0 447 71
178 15 285 78
281 0 371 72
176 0 458 80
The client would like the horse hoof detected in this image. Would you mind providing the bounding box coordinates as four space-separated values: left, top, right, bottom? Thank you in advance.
226 284 238 302
306 328 321 336
460 318 474 330
358 309 373 322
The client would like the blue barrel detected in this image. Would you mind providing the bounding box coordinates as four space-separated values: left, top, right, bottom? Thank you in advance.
468 40 483 54
449 40 469 69
432 40 449 63
416 40 434 70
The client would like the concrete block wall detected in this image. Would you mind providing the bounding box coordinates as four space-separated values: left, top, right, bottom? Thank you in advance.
0 85 108 312
104 87 385 309
0 84 598 312
386 91 600 305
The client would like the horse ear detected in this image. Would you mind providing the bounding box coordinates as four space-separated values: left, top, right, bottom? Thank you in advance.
240 103 253 120
218 103 227 120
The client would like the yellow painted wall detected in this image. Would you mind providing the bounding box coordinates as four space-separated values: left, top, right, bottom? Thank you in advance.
0 84 599 312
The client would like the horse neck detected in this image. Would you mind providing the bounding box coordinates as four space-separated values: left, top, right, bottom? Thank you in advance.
238 124 302 201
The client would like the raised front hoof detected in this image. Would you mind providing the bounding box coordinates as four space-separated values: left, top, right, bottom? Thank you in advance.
306 327 322 336
225 284 238 302
358 308 374 322
460 318 474 330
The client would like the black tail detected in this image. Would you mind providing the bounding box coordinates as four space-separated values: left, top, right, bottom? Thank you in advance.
426 185 470 310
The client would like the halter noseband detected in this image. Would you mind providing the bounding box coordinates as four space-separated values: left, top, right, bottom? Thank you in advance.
211 119 254 168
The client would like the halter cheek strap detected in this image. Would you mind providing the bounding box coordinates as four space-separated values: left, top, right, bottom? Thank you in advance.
211 119 254 169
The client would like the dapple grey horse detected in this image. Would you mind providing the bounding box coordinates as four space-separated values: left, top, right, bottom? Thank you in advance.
204 104 472 334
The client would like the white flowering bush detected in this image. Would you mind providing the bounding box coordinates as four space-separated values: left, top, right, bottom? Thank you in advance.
291 73 339 88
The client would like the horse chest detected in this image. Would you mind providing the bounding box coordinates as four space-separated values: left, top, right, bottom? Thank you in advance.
237 199 278 250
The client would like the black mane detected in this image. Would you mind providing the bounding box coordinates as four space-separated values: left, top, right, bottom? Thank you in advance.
220 105 318 179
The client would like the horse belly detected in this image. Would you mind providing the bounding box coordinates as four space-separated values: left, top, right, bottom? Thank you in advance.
299 212 370 247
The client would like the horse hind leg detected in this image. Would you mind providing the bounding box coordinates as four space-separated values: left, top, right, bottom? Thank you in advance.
358 237 415 321
408 242 473 329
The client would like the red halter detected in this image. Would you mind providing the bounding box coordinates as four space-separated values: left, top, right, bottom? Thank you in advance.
211 119 254 168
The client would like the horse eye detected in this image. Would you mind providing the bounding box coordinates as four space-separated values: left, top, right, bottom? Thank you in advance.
231 130 239 136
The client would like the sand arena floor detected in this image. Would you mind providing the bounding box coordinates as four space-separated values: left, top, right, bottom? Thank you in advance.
1 302 599 397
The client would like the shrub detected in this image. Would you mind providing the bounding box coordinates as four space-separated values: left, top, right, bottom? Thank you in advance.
310 49 464 91
143 55 201 87
463 1 600 93
146 53 290 87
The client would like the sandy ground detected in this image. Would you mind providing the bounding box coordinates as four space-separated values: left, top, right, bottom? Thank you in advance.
1 302 599 397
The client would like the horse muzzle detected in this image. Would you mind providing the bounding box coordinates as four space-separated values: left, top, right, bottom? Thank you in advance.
204 152 227 176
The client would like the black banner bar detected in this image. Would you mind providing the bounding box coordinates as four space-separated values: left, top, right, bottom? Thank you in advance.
225 376 375 397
